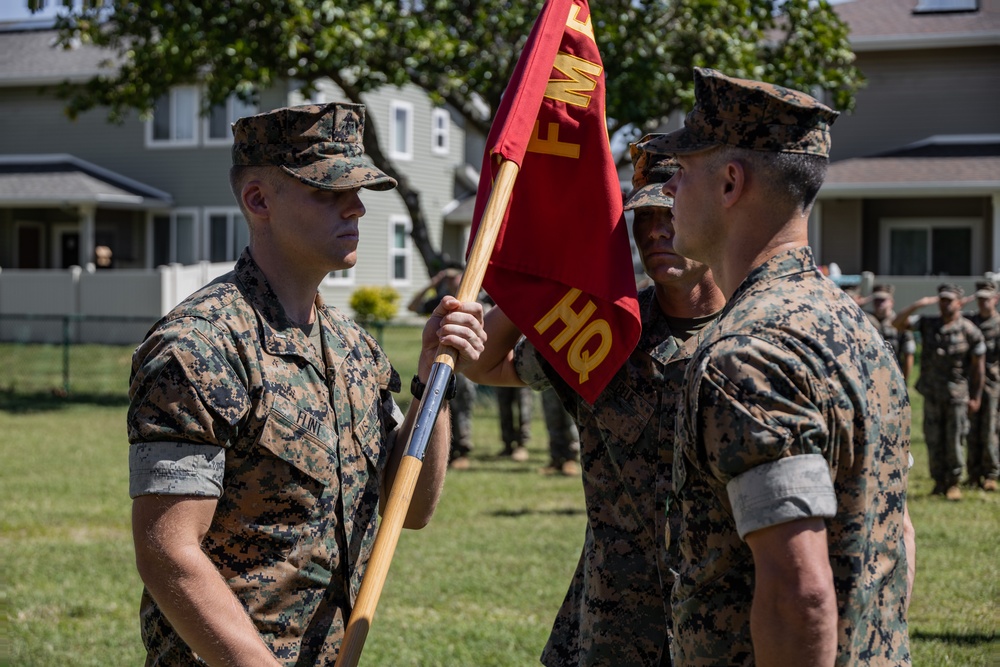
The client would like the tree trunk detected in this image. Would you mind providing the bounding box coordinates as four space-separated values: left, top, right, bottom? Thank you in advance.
332 75 449 276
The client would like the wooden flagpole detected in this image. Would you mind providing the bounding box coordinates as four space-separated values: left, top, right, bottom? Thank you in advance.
334 159 520 667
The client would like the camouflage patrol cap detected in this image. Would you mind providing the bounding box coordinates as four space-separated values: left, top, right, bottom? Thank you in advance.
624 133 678 211
645 67 840 157
974 280 997 298
872 284 895 300
938 283 964 300
231 102 397 192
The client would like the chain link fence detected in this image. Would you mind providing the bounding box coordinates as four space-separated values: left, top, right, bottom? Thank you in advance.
0 316 505 406
0 314 155 399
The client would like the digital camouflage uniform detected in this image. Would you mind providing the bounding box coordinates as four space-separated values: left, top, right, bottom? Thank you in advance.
497 385 534 451
541 387 580 466
515 286 687 667
128 251 402 665
449 374 477 459
128 102 405 666
673 247 912 666
129 251 402 665
913 310 985 489
867 312 915 374
645 68 910 665
964 280 1000 485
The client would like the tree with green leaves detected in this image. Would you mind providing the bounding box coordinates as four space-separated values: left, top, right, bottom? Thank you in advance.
41 0 861 273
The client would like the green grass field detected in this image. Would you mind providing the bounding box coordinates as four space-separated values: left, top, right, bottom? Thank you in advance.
1 326 997 666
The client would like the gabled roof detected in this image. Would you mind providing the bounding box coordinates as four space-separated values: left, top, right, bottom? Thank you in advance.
874 134 1000 157
0 154 172 208
0 28 117 86
834 0 1000 51
821 155 1000 197
822 133 1000 197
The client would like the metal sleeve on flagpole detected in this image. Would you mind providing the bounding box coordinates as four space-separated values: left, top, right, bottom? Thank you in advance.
333 0 568 657
334 161 521 667
405 362 454 460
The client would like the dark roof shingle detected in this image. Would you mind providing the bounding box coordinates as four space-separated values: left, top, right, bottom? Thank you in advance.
0 157 171 208
834 0 1000 42
821 155 1000 196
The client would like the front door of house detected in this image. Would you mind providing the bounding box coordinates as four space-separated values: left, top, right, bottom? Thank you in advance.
60 232 80 269
16 225 42 268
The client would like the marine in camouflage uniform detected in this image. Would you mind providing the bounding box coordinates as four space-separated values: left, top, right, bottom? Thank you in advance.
465 135 725 666
963 281 999 490
449 372 477 461
896 284 985 498
128 103 485 666
496 385 534 460
129 253 402 664
540 386 580 474
866 284 916 382
655 68 912 665
516 289 716 667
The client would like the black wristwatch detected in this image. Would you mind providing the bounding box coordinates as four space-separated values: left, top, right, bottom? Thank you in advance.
411 373 458 400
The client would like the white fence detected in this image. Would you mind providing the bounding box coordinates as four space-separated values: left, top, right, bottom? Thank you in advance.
0 262 994 345
0 261 234 344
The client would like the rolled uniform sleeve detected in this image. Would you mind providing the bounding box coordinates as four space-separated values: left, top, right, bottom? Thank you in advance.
693 335 836 537
727 454 836 539
127 317 251 498
129 443 226 498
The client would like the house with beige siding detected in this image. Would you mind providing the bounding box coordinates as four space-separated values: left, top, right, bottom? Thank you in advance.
812 0 1000 305
0 8 470 327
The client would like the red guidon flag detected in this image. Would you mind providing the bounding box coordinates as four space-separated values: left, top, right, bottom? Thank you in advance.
469 0 640 405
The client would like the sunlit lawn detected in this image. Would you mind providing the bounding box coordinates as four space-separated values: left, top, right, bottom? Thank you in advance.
0 327 996 665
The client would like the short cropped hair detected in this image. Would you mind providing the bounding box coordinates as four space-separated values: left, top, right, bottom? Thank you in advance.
707 146 829 213
228 165 286 226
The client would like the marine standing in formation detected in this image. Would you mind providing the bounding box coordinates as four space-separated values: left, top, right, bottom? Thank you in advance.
895 284 985 500
865 283 916 382
963 280 1000 491
540 386 581 476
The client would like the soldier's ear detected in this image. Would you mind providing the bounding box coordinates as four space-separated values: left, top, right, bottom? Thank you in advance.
241 181 270 219
720 160 745 208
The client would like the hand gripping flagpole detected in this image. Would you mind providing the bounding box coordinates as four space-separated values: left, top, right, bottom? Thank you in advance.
334 159 520 667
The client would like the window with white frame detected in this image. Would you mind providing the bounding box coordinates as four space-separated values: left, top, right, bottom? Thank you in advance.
880 218 981 276
204 208 249 262
325 267 356 285
205 94 258 144
389 100 414 161
914 0 977 13
147 86 199 148
151 209 199 267
390 215 412 284
431 108 450 155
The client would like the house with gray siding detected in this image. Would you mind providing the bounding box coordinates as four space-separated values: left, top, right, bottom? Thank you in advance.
811 0 1000 304
0 9 470 324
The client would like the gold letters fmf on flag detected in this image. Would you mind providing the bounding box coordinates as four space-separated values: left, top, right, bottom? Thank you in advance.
469 0 640 405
